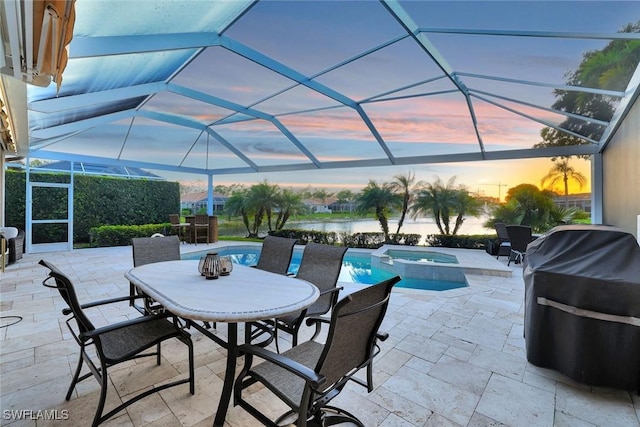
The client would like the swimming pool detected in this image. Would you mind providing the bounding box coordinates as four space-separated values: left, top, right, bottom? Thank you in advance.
182 245 468 291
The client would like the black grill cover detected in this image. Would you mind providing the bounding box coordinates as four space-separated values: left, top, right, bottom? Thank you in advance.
523 224 640 390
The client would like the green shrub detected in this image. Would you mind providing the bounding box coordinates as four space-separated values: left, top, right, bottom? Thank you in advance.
269 229 421 248
425 234 493 250
89 223 172 247
341 232 385 249
269 229 340 245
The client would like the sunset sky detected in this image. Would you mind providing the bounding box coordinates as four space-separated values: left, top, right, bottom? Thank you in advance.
171 155 592 201
26 1 636 199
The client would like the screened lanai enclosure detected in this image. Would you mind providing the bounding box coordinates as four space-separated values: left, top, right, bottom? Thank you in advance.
1 0 640 249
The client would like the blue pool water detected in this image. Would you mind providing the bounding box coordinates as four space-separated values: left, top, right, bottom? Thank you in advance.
182 246 467 291
384 249 458 264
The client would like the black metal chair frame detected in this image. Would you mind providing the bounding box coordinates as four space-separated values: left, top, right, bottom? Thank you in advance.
234 275 401 427
39 260 194 427
270 243 348 353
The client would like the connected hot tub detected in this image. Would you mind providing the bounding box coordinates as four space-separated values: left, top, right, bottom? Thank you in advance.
371 246 467 283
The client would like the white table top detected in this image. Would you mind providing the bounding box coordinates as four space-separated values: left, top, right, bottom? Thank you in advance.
125 260 319 323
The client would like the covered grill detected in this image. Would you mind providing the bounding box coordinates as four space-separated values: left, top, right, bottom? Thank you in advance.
523 225 640 390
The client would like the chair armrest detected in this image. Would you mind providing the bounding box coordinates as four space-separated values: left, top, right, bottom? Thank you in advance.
62 295 146 315
80 312 173 339
305 315 330 327
238 343 326 388
318 286 343 297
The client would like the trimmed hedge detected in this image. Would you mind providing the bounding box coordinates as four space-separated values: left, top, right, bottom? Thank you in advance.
270 229 421 249
89 223 174 247
269 229 340 245
5 170 180 243
425 234 494 250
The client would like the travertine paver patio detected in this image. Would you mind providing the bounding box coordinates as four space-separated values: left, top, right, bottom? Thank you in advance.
1 244 639 426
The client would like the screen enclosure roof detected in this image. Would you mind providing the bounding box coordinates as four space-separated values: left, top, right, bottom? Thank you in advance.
4 0 640 177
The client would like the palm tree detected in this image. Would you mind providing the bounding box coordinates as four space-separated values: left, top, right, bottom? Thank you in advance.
355 180 402 241
389 171 417 235
223 189 252 236
274 189 305 230
540 159 587 207
451 188 483 235
245 181 279 237
410 177 458 235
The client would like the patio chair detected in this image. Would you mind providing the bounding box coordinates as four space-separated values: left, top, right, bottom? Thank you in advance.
269 243 348 353
506 225 533 266
192 213 210 244
254 235 297 274
131 235 180 315
39 260 194 427
247 235 298 346
494 222 512 260
169 214 187 242
234 275 401 427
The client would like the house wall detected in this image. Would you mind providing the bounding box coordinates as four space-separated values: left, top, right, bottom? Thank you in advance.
603 97 640 240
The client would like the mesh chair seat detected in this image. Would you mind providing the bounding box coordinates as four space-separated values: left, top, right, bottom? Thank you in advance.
251 341 324 408
100 316 185 362
131 235 180 314
255 235 297 274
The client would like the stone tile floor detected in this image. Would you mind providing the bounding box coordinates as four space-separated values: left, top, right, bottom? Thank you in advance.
1 244 638 426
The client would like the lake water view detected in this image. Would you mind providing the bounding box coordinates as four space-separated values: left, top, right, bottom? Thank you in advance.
218 215 493 244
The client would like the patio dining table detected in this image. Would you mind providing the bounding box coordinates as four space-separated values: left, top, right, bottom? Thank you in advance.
125 260 319 427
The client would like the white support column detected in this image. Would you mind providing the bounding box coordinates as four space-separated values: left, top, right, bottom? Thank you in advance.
207 174 214 216
591 153 603 224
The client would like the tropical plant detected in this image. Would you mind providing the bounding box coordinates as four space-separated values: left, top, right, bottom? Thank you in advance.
312 189 333 204
410 176 458 235
245 181 280 236
450 188 484 235
355 180 402 241
274 189 305 231
486 184 560 233
223 189 252 236
335 190 355 204
540 159 588 207
389 171 417 235
534 21 640 156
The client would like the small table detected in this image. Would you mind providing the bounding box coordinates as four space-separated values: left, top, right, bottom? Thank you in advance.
125 261 318 427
